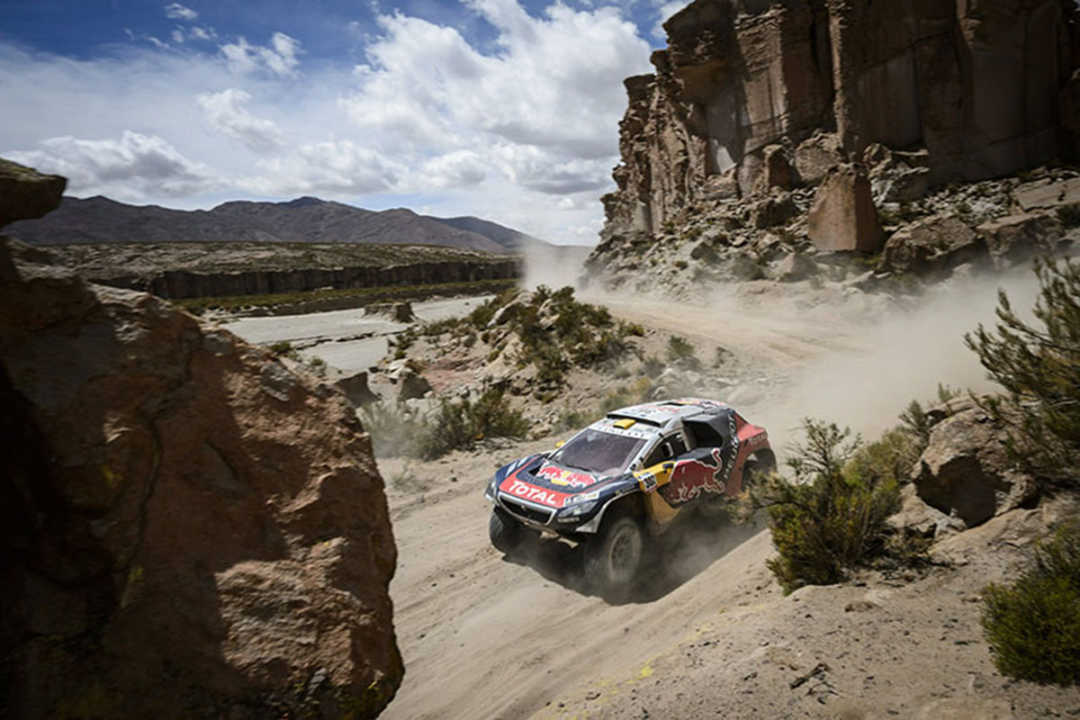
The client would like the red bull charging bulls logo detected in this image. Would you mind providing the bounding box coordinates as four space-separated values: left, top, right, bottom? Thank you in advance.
660 448 726 506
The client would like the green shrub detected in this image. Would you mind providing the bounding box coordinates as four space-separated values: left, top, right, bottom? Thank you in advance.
666 335 701 370
359 402 426 458
982 522 1080 685
415 387 528 460
965 257 1080 486
898 383 961 447
269 341 294 356
756 419 901 593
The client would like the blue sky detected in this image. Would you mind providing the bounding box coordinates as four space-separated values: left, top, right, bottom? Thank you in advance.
0 1 685 244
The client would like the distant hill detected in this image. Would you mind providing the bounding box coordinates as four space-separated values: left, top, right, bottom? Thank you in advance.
5 195 555 255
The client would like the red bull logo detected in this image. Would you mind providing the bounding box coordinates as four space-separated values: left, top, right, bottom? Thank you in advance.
537 464 597 488
661 449 726 506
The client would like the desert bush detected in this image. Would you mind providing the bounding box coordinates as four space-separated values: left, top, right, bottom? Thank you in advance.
965 257 1080 486
359 402 426 458
415 387 528 460
666 335 701 370
598 378 655 415
897 383 961 447
268 341 294 357
756 419 902 593
981 522 1080 685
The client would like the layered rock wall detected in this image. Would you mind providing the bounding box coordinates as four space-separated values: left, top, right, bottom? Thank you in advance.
106 258 520 300
604 0 1077 239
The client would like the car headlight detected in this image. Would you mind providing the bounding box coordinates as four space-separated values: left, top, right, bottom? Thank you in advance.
557 499 598 522
483 475 498 501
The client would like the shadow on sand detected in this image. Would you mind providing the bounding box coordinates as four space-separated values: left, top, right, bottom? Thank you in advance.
499 515 765 605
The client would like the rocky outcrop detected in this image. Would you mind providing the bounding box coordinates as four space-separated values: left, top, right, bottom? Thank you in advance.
600 0 1076 242
1 234 402 717
881 216 983 275
806 165 882 253
0 159 66 228
912 402 1038 528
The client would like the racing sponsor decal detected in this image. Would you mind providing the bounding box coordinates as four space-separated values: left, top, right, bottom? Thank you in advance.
537 463 598 488
637 471 658 493
661 448 726 506
499 477 570 508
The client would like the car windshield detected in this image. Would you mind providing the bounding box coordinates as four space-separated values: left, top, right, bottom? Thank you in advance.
549 429 646 477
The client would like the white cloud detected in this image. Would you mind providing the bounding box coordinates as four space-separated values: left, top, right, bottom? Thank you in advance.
0 1 654 243
652 1 685 39
197 88 284 153
245 140 401 195
221 32 302 76
171 29 185 44
164 3 198 22
6 130 219 200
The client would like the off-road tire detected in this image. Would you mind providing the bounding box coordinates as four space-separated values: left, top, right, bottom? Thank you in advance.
742 449 777 491
489 507 525 554
584 515 644 602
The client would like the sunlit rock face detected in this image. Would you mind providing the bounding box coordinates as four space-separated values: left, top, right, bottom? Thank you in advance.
603 0 1075 239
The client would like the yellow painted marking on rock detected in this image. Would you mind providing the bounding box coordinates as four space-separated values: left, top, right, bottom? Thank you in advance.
638 664 653 679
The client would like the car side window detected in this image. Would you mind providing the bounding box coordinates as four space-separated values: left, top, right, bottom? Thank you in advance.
644 434 686 467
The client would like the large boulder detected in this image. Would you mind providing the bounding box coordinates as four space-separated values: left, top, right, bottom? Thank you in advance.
880 216 984 275
806 165 883 253
1 238 402 718
912 404 1038 528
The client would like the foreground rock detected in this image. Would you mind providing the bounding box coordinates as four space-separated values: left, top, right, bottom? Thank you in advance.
0 159 66 227
1 236 402 718
913 401 1038 527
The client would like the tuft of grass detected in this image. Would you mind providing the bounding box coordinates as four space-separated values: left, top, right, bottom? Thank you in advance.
982 522 1080 685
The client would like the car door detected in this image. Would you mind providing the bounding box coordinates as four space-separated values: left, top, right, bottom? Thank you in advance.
660 433 726 507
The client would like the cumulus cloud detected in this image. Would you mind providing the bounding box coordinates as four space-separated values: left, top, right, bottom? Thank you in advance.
197 89 284 153
342 3 650 194
652 1 685 38
164 3 198 21
245 140 401 195
6 130 219 200
221 32 302 76
0 0 654 243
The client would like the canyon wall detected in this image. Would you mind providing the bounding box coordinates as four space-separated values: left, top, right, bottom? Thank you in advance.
604 0 1078 239
105 259 520 300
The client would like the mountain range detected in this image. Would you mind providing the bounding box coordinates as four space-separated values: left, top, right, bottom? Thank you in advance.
5 195 555 255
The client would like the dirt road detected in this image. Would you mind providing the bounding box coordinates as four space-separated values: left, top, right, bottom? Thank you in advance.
374 280 1080 719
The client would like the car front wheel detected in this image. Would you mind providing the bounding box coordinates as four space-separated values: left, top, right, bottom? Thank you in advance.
489 507 525 554
584 514 644 602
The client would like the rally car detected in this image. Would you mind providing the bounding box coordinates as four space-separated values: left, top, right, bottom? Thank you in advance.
483 398 775 599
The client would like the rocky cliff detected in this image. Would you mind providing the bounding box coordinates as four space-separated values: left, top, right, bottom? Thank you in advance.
601 0 1078 241
1 161 403 719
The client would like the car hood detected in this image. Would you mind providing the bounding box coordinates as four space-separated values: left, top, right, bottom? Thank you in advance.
496 457 611 509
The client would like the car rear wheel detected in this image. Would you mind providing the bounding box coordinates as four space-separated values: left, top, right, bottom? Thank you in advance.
584 515 644 602
489 507 525 554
